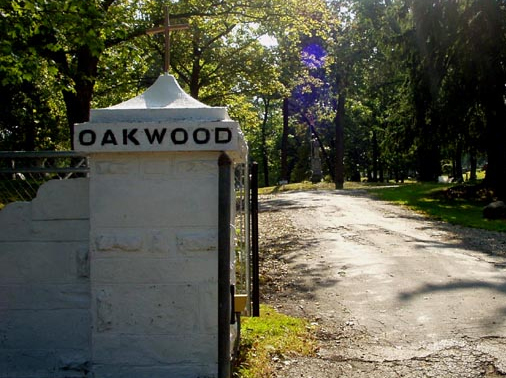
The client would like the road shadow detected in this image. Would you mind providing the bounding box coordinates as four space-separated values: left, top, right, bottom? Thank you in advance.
259 197 318 213
258 190 506 328
258 199 341 303
398 278 506 332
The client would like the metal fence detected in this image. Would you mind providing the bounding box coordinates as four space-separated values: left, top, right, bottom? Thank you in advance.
234 163 251 314
0 151 89 209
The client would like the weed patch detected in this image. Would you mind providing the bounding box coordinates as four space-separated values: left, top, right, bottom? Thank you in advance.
234 305 317 378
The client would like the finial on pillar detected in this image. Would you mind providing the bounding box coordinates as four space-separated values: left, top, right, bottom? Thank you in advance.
146 5 190 74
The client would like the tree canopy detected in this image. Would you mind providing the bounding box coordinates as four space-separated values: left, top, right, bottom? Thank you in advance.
1 0 506 197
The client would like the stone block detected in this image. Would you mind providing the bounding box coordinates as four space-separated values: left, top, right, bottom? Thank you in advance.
142 158 174 177
76 245 90 278
92 333 217 366
0 242 87 284
0 349 58 378
92 256 217 284
198 282 218 333
0 309 90 350
0 202 32 241
176 229 218 255
31 178 89 221
0 284 89 310
91 229 169 257
175 157 218 179
90 177 217 228
31 219 89 241
92 284 199 334
92 363 217 378
0 349 90 378
95 233 144 252
95 159 139 175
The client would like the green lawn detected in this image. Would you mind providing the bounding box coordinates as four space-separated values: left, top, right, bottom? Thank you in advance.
367 182 506 232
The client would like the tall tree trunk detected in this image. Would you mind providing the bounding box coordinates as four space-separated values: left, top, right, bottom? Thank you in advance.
469 148 477 182
484 106 506 199
413 84 440 182
371 128 379 182
62 47 99 149
453 141 463 182
334 91 345 189
280 98 289 183
189 41 202 99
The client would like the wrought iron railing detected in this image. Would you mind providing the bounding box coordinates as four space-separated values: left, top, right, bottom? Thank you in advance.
0 151 89 209
234 163 251 314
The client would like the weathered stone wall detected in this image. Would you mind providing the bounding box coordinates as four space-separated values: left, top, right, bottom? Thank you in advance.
0 74 246 378
89 152 221 378
0 178 90 378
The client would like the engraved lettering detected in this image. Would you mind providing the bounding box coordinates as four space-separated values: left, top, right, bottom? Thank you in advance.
171 128 188 144
123 128 140 145
215 128 232 144
101 129 118 145
79 130 96 146
145 128 167 144
193 128 211 144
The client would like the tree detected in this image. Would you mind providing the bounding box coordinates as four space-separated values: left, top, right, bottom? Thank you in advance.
0 0 287 149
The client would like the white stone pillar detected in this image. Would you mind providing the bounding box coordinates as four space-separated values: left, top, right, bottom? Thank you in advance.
74 74 247 378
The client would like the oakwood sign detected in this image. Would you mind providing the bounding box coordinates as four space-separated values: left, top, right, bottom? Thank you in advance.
74 122 239 152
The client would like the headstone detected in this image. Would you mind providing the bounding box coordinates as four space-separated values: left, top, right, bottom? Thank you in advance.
74 73 247 378
310 134 322 183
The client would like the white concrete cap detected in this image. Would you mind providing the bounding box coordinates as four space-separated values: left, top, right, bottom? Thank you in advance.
90 74 229 122
74 74 247 160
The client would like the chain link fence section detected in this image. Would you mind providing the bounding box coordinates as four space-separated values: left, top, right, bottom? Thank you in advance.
0 151 89 210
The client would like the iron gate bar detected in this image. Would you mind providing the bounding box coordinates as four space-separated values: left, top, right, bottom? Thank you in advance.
0 167 89 174
251 162 260 317
0 151 85 158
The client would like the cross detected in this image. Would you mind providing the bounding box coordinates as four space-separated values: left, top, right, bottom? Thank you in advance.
146 6 189 73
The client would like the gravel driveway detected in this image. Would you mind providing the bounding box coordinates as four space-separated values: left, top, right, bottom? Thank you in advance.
258 190 506 378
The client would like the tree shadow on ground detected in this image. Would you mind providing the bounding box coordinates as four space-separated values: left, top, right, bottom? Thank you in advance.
399 278 506 332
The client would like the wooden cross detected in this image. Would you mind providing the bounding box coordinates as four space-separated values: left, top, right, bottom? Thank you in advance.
146 6 189 73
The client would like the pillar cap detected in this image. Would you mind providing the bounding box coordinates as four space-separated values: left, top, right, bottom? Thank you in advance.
90 73 229 123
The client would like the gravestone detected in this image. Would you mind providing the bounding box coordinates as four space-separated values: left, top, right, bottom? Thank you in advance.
310 134 322 183
75 73 247 377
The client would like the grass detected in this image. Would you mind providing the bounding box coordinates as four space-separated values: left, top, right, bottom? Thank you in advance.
234 305 317 378
368 182 506 232
258 181 334 195
257 180 390 195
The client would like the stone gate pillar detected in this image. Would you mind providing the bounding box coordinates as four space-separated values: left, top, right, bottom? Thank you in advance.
74 74 247 378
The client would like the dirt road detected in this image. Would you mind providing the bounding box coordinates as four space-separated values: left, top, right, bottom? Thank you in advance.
259 190 506 378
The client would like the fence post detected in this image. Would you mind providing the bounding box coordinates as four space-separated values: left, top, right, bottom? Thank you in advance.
251 162 260 317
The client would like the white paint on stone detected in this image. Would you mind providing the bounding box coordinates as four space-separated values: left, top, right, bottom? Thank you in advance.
76 245 90 278
74 74 248 161
92 257 217 284
96 161 133 175
1 73 247 378
96 289 113 332
99 74 215 111
31 178 89 220
176 159 217 176
176 229 218 253
0 179 91 378
95 233 144 252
